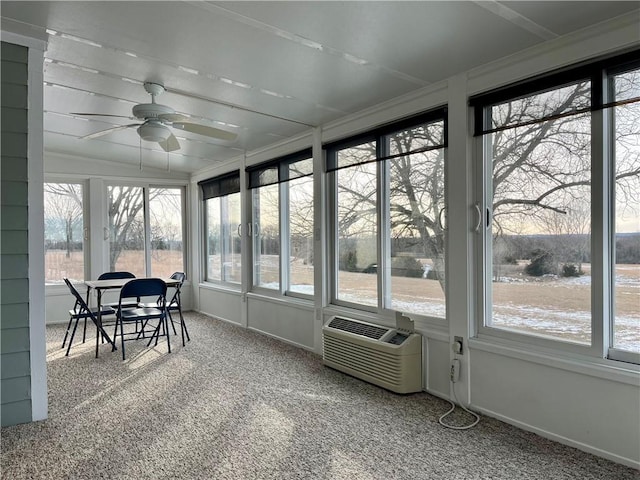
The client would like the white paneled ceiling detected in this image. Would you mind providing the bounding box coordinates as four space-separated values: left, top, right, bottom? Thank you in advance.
2 1 638 173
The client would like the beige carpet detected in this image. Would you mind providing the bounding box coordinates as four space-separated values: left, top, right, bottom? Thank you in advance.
1 312 638 480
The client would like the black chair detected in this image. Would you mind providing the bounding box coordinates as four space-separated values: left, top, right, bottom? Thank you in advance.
97 271 138 308
139 272 189 347
62 278 117 357
115 278 169 360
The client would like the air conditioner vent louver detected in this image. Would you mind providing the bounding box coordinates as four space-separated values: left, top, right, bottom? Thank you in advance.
323 316 422 394
327 317 388 339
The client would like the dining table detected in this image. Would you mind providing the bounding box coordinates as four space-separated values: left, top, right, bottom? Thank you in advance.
84 277 181 354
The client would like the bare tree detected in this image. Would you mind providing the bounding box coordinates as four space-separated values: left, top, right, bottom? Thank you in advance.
333 76 640 293
44 183 83 258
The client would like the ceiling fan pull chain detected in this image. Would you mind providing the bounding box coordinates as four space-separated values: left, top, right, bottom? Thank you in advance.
139 136 143 171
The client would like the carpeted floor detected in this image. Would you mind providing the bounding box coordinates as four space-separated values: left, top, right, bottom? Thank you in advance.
1 312 638 480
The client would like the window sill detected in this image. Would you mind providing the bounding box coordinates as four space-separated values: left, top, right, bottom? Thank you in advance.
246 290 314 310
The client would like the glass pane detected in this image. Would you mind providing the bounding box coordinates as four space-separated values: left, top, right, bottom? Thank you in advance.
44 183 84 283
388 136 446 317
289 174 314 295
254 184 280 289
389 121 445 153
149 187 183 277
108 186 145 277
613 69 640 353
488 82 592 344
206 197 222 281
336 162 378 307
336 141 377 170
491 81 591 131
223 193 242 283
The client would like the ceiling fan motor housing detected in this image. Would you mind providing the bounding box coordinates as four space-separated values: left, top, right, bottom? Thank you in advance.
132 102 175 120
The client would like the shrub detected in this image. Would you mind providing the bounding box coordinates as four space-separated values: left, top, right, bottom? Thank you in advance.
561 263 582 277
524 249 555 277
391 256 424 278
339 250 358 272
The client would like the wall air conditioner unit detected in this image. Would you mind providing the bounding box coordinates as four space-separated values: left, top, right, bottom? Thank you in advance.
322 313 422 394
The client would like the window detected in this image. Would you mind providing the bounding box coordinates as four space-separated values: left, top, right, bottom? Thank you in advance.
108 184 185 278
200 171 241 284
149 187 185 277
327 110 447 317
248 150 314 296
473 51 640 361
612 67 640 356
44 182 84 283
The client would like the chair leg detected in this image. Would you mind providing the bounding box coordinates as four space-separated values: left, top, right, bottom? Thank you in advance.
61 315 75 349
119 319 126 361
65 318 80 356
82 316 88 343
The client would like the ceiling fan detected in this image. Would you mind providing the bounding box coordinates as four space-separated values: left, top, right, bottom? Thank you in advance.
72 82 237 152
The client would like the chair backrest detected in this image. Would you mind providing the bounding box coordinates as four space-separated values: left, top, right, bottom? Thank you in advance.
170 272 185 284
63 278 96 320
98 271 136 280
167 272 185 306
119 278 167 307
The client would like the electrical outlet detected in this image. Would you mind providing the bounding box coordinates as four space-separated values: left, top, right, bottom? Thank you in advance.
450 359 461 383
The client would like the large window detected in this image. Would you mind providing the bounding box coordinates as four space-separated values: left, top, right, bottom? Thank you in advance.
327 110 447 318
248 150 314 296
108 184 185 278
201 171 242 284
44 182 84 283
473 53 639 360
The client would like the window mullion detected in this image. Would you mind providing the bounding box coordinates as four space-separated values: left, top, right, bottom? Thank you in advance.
143 187 151 277
280 181 290 294
379 138 391 311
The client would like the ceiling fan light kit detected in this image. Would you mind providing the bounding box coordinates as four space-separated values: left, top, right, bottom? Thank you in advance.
137 120 171 142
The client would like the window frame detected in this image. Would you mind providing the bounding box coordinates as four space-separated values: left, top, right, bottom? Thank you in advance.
106 181 187 278
200 171 242 287
472 49 640 363
43 179 88 284
247 149 315 299
326 108 449 320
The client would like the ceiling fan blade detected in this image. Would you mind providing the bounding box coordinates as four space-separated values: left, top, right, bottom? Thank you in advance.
172 122 237 141
158 112 189 123
158 133 181 152
71 112 135 120
81 123 140 140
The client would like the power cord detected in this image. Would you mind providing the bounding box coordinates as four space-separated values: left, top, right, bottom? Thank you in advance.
438 359 481 430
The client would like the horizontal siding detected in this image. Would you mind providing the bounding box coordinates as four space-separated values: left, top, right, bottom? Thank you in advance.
1 303 29 329
0 60 27 85
1 351 30 379
0 327 30 354
1 106 28 133
0 399 32 427
0 231 28 254
1 42 28 63
1 254 29 279
1 376 31 403
0 156 28 181
0 279 29 304
0 180 28 206
0 83 27 109
0 131 27 157
0 205 28 230
0 40 30 428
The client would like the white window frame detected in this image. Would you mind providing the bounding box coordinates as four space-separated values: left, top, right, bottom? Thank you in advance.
473 51 640 364
327 110 449 321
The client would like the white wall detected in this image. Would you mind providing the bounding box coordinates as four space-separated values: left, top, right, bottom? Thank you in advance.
193 14 640 469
